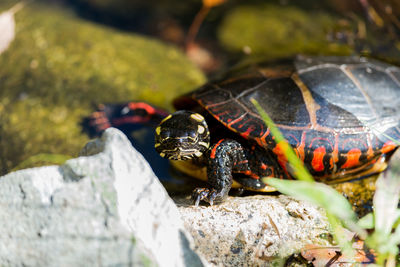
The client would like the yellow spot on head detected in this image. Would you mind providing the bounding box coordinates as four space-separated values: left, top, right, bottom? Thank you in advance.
161 114 172 123
190 113 204 122
156 126 161 136
154 143 161 148
197 125 205 134
159 152 166 158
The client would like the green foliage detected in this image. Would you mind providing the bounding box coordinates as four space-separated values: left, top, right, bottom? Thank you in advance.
266 179 357 226
252 99 400 266
218 4 353 59
365 168 400 266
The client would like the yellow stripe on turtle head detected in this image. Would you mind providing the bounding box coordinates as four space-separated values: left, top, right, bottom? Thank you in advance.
160 114 172 123
156 126 161 136
190 113 204 122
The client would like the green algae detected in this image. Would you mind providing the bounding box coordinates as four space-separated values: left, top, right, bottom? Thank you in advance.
0 1 205 174
218 4 353 59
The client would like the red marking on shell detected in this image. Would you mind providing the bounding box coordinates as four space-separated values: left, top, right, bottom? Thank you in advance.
240 127 254 139
260 163 268 170
255 128 270 148
227 116 243 127
333 134 339 164
341 148 362 169
382 141 397 154
297 132 307 162
366 134 374 159
272 141 290 174
311 146 326 172
236 170 259 179
210 139 224 159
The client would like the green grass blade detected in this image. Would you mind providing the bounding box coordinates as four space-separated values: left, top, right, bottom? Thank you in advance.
373 169 400 236
266 178 367 238
357 213 374 229
266 178 354 221
251 99 313 182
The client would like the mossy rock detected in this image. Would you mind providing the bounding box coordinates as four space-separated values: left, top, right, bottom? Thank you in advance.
0 1 205 174
218 4 353 59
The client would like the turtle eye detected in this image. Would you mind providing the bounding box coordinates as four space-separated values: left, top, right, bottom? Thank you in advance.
189 130 197 138
160 129 170 139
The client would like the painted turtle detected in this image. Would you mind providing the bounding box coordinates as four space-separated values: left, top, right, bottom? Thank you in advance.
84 56 400 205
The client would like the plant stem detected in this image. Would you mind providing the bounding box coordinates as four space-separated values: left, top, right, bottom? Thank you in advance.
185 5 210 50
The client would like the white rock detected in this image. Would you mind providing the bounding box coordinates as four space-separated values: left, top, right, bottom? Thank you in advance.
0 128 206 267
176 195 331 266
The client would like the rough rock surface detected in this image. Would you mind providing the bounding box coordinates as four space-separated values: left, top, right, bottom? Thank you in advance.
175 195 331 266
0 128 205 267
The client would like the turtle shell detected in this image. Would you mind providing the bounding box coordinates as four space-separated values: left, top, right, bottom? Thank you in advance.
174 56 400 182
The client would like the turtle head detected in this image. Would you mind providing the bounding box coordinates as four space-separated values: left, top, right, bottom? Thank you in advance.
155 110 210 160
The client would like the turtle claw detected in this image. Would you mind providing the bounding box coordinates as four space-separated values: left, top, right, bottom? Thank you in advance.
208 190 218 206
192 188 210 206
192 188 222 206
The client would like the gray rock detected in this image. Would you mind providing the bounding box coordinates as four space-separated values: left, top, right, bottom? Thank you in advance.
176 195 331 266
0 128 206 267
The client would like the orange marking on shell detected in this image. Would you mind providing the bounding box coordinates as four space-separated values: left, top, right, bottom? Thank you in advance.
240 127 253 139
272 141 290 173
235 170 259 179
260 163 268 170
255 138 263 147
297 132 307 162
367 134 374 159
341 148 362 169
332 134 339 163
210 139 224 159
258 128 270 148
311 146 326 172
382 141 397 154
227 116 243 127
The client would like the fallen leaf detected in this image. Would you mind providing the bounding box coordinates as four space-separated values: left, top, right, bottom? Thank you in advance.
0 2 25 55
301 242 375 266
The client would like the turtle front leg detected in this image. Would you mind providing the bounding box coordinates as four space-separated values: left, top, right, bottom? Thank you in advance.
192 139 251 206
